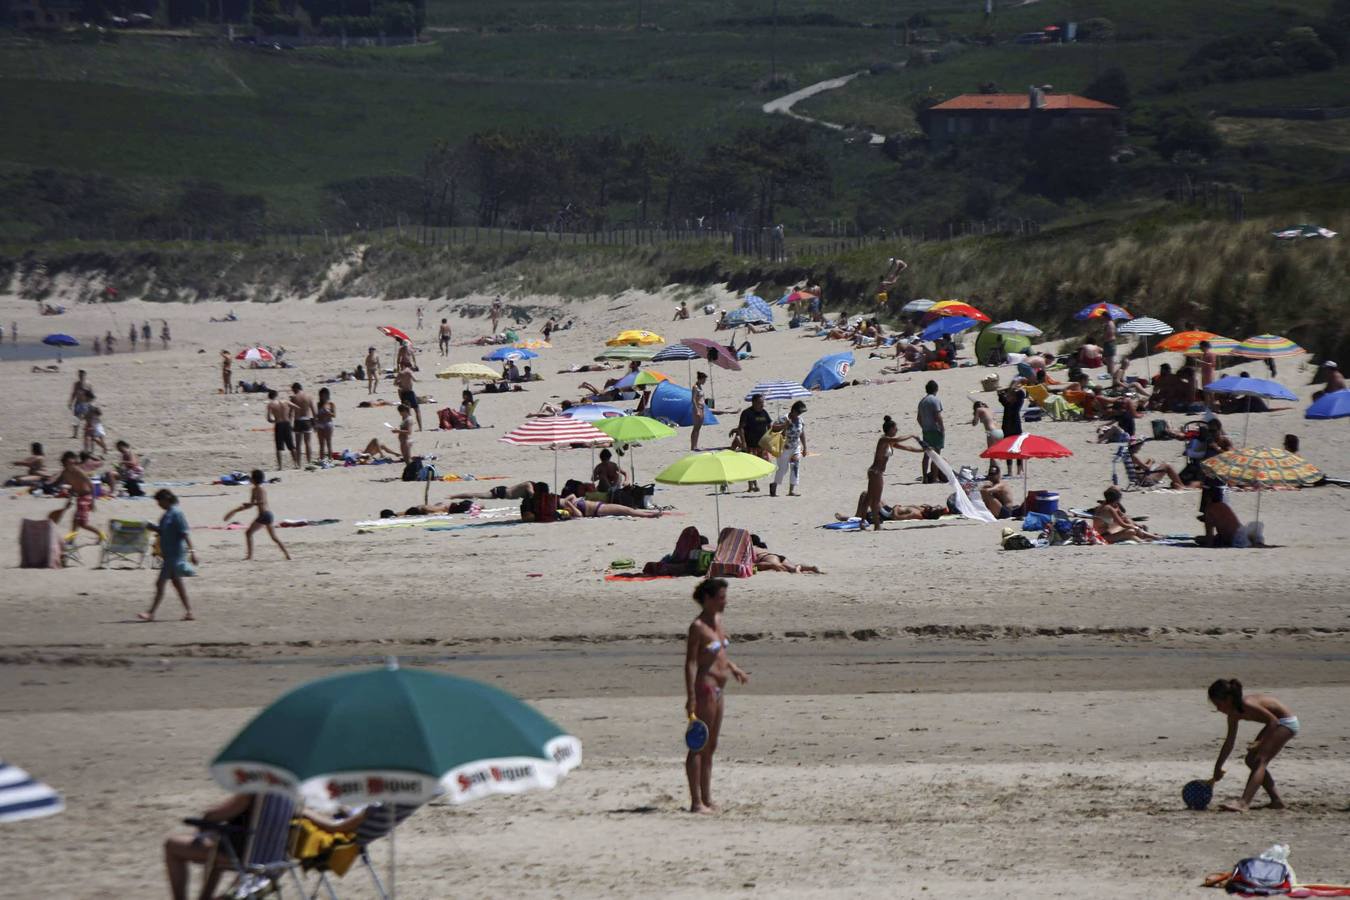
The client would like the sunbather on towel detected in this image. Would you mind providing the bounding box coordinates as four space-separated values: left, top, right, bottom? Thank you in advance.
750 535 823 573
559 494 662 519
834 493 945 522
445 480 535 501
1092 487 1161 543
378 501 474 518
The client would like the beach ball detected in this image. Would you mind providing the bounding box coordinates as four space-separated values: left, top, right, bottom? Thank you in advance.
1182 779 1213 810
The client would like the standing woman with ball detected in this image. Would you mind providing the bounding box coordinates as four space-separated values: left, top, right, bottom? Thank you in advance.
684 578 749 814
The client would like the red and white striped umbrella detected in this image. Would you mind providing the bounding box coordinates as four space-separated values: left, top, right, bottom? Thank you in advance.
500 418 613 488
235 347 274 362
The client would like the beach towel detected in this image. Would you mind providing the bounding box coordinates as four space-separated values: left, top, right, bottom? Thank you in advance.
605 573 677 582
20 518 61 569
925 450 996 524
708 527 753 579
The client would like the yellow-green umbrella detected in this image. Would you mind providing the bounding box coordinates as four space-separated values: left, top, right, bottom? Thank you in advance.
632 370 669 387
593 416 676 482
655 450 776 533
595 346 658 362
436 363 502 381
606 329 665 347
1201 446 1323 529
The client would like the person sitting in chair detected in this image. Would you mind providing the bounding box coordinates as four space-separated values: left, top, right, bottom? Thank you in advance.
162 794 255 900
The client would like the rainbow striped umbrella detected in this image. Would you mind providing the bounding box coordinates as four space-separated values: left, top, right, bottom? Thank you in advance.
1233 334 1304 359
1184 336 1240 357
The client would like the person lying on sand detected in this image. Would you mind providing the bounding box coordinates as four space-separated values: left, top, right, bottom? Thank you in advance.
558 363 617 374
559 494 662 519
834 497 946 523
1092 487 1161 543
445 481 535 501
1208 678 1299 812
750 534 823 573
378 501 474 518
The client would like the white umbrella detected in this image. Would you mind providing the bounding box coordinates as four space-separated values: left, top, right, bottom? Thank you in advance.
986 320 1044 337
1117 317 1173 380
0 759 63 823
901 299 935 314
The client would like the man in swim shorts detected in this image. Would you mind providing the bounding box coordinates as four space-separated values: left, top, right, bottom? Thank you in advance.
290 383 317 465
395 365 422 431
266 390 297 469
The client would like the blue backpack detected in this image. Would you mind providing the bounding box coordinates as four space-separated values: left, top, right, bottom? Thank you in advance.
1226 857 1291 895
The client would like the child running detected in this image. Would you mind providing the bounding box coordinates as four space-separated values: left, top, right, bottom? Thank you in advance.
1207 678 1299 812
223 470 291 560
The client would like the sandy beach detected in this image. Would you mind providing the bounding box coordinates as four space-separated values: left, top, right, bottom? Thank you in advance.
2 287 1348 898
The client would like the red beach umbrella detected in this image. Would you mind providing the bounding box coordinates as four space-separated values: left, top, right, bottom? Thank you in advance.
980 433 1073 500
378 325 411 343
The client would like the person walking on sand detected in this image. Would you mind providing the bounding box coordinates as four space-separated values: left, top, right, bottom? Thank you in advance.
224 470 291 561
1198 340 1218 406
129 323 138 352
265 389 297 469
862 416 925 530
105 329 116 354
916 380 945 484
315 387 336 460
160 320 171 350
684 578 748 814
139 489 196 621
1207 678 1299 812
769 400 807 498
69 369 94 439
220 350 233 394
57 450 103 543
438 318 451 356
690 371 708 450
395 365 422 431
396 338 417 373
416 305 425 331
998 382 1026 477
490 296 503 334
141 320 151 343
289 383 317 465
365 346 381 394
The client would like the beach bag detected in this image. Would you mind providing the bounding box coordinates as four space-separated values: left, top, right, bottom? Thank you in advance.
1022 511 1051 532
1001 529 1034 551
760 430 785 458
1225 857 1291 896
614 483 655 509
401 457 436 482
981 374 1000 392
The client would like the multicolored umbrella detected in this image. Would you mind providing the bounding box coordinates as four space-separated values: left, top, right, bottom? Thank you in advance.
436 363 503 381
514 340 551 350
212 661 581 897
980 433 1073 497
1184 337 1240 357
1201 447 1323 527
605 330 664 347
0 758 63 824
592 416 677 481
500 418 612 486
611 368 669 391
655 450 776 533
1074 302 1132 321
482 347 538 362
782 289 819 305
235 347 274 363
1233 335 1304 359
1155 331 1220 353
986 320 1044 337
378 325 411 343
1306 390 1350 419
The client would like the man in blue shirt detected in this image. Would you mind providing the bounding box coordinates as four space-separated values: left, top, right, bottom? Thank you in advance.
139 489 198 622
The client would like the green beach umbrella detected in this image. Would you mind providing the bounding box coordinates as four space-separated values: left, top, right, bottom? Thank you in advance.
594 345 658 362
212 662 582 895
655 450 776 533
593 415 677 482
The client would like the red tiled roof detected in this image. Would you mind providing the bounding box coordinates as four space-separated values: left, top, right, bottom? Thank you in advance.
929 93 1118 112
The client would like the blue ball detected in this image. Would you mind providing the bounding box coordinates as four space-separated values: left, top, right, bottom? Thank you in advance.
1182 779 1213 810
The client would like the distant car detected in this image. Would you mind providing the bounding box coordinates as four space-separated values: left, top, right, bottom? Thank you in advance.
107 14 130 27
1014 31 1049 44
129 12 153 25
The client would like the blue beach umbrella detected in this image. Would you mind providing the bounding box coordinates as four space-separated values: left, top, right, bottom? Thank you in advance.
0 758 63 823
803 352 854 391
743 295 774 322
652 343 699 381
1305 390 1350 420
1206 375 1299 444
744 380 812 402
42 333 78 347
482 347 538 362
920 316 978 342
559 403 625 422
724 307 768 327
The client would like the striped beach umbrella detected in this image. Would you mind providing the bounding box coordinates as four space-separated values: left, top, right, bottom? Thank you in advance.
595 345 658 362
0 759 63 824
653 343 699 382
500 418 612 486
235 347 274 363
744 380 812 402
901 299 936 314
1117 318 1173 379
1233 335 1305 359
1184 337 1240 357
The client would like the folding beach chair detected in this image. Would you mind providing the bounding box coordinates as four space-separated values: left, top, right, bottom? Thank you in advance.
98 519 149 569
307 802 419 900
1025 383 1081 421
194 793 305 900
708 527 753 579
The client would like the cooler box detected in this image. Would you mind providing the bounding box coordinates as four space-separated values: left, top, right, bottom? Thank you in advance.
1026 490 1059 516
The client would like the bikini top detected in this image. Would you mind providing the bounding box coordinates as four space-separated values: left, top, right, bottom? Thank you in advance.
705 637 730 654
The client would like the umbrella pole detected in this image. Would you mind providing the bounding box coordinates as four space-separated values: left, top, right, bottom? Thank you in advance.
715 486 721 536
553 447 559 491
390 819 397 900
1243 402 1252 447
1023 461 1029 506
1143 336 1151 382
1255 486 1262 529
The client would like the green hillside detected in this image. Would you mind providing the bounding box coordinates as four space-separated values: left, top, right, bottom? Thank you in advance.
1 0 1348 239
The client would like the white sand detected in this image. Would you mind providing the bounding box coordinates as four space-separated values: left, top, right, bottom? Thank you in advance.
2 288 1348 897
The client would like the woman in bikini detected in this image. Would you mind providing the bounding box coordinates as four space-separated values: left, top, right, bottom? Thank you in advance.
558 494 662 519
862 416 925 530
684 578 749 813
750 535 823 573
971 400 1002 449
1208 678 1300 812
315 387 336 461
1091 487 1161 543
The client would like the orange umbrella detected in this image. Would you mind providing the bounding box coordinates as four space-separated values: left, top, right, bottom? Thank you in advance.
924 300 990 323
1155 330 1220 353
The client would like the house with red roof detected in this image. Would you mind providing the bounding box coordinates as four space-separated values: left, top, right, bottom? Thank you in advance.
922 87 1122 147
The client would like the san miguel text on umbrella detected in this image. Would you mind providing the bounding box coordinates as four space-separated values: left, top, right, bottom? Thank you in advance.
457 763 537 792
324 775 425 799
